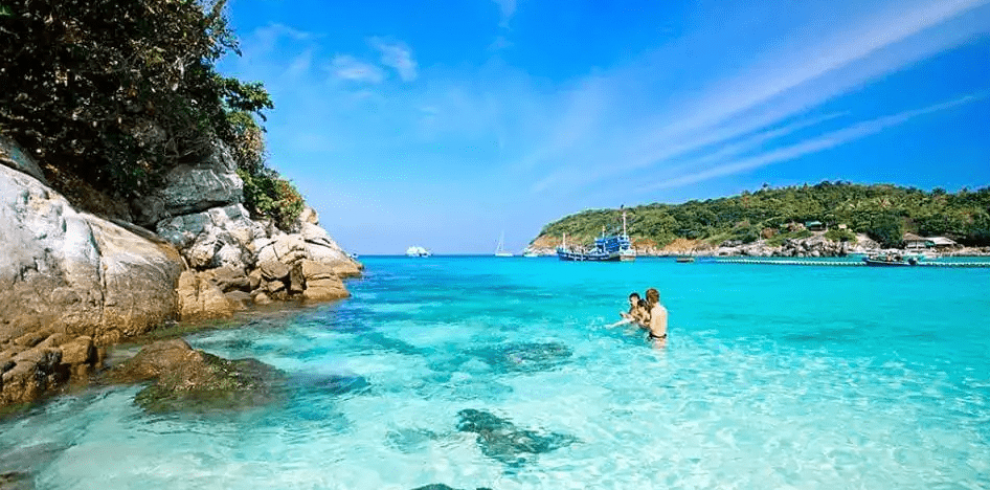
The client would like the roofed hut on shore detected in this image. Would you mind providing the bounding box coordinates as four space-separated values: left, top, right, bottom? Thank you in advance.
903 233 933 250
928 236 959 251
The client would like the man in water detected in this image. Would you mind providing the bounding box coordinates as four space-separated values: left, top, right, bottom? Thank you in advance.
644 288 667 345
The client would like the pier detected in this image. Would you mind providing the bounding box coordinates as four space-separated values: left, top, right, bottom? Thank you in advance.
714 258 990 268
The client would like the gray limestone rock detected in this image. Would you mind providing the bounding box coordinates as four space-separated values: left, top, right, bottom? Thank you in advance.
132 141 244 226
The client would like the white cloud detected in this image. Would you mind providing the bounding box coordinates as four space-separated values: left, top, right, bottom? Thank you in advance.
330 55 385 84
636 91 989 192
371 38 418 82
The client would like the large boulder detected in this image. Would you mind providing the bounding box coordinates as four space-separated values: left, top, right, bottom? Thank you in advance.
109 339 285 413
156 204 266 270
176 271 235 322
299 260 350 302
0 163 184 347
132 141 244 226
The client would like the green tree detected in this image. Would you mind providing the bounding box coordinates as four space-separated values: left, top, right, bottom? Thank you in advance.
0 0 271 196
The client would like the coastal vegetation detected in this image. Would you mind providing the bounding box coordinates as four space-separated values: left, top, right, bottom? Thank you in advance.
537 182 990 248
0 0 303 229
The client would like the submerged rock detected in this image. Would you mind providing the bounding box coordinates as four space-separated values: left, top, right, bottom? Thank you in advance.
293 373 370 396
109 339 284 413
470 342 573 373
0 471 33 490
456 409 577 465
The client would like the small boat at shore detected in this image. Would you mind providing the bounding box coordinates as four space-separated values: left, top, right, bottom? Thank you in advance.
862 254 918 267
522 250 539 258
676 256 695 263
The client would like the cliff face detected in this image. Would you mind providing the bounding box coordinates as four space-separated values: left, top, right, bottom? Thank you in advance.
0 137 360 407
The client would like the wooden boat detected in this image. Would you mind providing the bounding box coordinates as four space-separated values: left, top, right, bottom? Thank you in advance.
557 211 635 262
676 256 695 263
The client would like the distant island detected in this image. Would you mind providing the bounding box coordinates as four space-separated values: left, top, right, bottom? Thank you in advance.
530 182 990 256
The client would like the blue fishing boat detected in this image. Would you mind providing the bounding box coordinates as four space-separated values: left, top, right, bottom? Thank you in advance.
557 211 636 262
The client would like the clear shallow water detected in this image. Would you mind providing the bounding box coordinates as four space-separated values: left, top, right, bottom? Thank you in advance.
2 256 989 490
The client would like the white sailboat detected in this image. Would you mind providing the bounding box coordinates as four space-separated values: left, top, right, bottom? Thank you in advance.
495 232 513 257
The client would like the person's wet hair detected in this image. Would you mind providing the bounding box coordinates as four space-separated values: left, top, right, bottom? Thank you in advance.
646 288 660 305
629 292 641 300
637 299 648 309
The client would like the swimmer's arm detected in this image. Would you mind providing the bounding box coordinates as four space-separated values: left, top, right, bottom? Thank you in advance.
607 317 634 328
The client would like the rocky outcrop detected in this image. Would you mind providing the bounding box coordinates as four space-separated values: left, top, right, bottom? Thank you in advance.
713 234 851 257
173 259 350 321
1 162 184 405
0 135 358 409
0 333 100 405
156 203 266 270
132 141 244 227
160 201 360 321
0 164 185 346
108 339 284 413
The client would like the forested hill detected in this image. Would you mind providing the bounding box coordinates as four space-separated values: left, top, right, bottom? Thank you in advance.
535 182 990 248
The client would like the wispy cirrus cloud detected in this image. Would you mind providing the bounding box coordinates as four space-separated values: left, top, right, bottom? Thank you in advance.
636 91 989 193
330 54 385 84
524 0 990 195
492 0 517 28
371 38 418 82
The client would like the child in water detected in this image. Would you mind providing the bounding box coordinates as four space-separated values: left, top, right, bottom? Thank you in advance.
611 292 651 328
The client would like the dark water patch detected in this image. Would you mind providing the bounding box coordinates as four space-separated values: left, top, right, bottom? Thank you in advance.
467 342 573 374
0 442 66 473
409 485 493 490
336 331 424 357
456 409 577 466
291 373 370 397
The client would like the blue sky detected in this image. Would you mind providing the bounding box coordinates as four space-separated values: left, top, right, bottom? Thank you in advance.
219 0 990 254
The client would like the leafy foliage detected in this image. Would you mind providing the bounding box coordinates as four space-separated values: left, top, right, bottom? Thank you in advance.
824 228 858 243
237 169 304 232
538 182 990 248
0 0 272 197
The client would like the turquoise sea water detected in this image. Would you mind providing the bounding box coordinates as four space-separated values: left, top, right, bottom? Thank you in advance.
2 256 989 489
